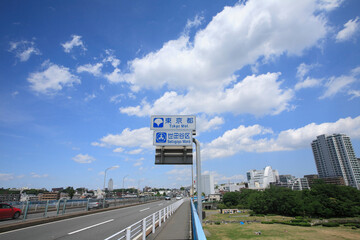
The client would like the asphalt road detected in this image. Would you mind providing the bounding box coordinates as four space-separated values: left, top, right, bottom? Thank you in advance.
0 199 176 240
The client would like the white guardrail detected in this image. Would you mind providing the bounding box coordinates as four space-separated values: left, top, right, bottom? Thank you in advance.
105 199 184 240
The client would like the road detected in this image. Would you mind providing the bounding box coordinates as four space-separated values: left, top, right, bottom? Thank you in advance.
0 199 176 240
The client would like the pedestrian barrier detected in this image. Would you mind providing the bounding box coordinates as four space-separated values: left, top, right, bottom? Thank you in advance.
191 200 207 240
105 199 184 240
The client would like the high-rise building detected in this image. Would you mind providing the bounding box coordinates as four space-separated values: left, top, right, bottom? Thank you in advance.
108 178 114 191
201 174 214 196
311 134 360 189
247 166 279 189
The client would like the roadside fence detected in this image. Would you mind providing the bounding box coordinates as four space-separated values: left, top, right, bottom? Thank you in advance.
104 199 184 240
6 196 161 221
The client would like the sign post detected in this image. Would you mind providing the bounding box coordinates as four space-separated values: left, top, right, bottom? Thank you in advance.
151 115 202 222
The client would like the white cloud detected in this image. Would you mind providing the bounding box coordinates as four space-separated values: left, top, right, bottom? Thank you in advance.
84 93 96 101
202 115 360 160
166 167 191 177
348 90 360 100
120 73 293 117
295 77 323 90
320 66 359 99
27 61 80 95
183 15 204 34
316 0 344 11
77 63 103 76
0 173 14 181
295 63 322 90
110 94 124 104
61 35 87 53
113 147 124 153
30 172 49 178
9 40 41 62
95 127 152 149
72 154 96 163
336 17 360 42
197 115 224 133
127 148 143 155
118 0 335 117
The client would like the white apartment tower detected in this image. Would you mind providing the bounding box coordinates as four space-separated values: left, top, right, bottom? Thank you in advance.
247 166 279 189
108 178 114 191
311 134 360 189
201 174 215 196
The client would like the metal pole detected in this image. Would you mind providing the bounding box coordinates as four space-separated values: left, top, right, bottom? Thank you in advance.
104 168 109 190
122 175 128 198
193 138 202 222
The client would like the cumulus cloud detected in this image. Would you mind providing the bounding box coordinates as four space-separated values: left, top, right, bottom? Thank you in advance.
27 61 80 95
72 154 96 163
320 66 360 99
117 0 335 117
197 115 224 133
93 127 152 150
61 35 87 53
202 116 360 160
9 40 41 62
336 17 360 42
120 73 293 117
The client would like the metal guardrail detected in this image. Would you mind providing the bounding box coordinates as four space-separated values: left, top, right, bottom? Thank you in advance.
105 199 184 240
4 196 161 221
191 200 207 240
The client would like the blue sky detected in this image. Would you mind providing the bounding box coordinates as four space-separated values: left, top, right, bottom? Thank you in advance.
1 0 360 190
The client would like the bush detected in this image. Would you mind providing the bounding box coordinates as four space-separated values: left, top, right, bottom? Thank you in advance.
261 221 274 224
322 222 340 227
343 223 360 228
214 221 221 225
291 219 309 223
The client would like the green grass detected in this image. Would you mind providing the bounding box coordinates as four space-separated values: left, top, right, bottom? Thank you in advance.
203 210 360 240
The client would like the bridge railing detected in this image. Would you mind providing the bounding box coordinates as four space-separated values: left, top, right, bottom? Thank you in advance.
6 196 161 220
105 199 184 240
191 200 207 240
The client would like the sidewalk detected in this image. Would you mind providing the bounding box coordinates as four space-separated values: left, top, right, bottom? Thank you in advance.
148 198 191 240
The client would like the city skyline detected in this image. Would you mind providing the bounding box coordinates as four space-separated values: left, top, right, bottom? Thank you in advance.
1 0 360 189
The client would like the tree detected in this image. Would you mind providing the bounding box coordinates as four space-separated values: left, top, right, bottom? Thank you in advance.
63 187 75 199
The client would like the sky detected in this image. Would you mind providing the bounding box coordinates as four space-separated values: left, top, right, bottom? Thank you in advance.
1 0 360 190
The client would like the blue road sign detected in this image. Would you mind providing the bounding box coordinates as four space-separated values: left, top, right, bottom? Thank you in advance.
153 118 164 128
153 130 193 146
155 132 167 143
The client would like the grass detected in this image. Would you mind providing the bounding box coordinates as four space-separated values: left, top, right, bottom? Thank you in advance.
203 210 360 240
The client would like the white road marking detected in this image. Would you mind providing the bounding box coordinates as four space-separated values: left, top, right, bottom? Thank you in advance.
139 207 150 212
158 203 163 206
68 219 114 235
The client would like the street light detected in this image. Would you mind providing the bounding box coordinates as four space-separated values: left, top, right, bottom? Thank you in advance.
103 165 119 191
122 175 129 197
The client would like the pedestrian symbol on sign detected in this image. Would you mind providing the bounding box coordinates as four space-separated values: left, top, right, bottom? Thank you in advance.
153 118 164 128
156 132 167 143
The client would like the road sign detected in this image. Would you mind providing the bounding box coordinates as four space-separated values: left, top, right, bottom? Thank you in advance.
150 115 196 131
155 146 193 165
153 130 192 146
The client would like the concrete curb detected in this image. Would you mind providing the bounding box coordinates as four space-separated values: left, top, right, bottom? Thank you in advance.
0 200 160 233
